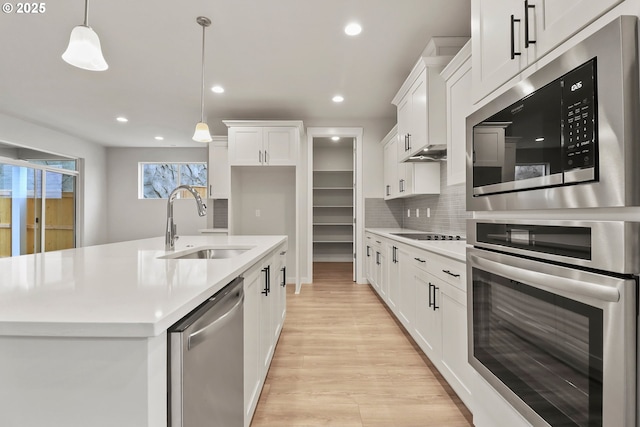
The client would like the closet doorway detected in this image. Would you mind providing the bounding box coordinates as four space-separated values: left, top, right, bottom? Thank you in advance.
307 128 363 284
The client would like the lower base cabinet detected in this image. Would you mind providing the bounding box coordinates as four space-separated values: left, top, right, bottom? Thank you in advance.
365 233 474 413
244 243 287 427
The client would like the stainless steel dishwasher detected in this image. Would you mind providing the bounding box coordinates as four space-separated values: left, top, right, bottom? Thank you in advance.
168 277 244 427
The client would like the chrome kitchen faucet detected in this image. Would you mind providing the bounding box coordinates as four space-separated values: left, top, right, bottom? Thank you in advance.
165 185 207 250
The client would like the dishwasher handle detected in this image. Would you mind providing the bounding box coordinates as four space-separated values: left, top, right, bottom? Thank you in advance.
188 289 244 350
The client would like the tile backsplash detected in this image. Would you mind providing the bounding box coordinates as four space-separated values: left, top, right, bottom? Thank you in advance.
366 163 470 236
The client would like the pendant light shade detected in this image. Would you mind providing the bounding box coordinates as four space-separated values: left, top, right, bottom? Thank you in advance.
62 0 107 71
193 122 212 143
62 25 108 71
193 16 212 143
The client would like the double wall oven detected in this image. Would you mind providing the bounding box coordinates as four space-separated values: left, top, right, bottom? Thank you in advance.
465 15 640 427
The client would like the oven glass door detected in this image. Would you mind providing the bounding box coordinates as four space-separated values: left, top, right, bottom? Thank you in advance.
467 249 635 427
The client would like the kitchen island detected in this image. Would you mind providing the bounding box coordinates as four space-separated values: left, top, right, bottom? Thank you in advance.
0 234 287 427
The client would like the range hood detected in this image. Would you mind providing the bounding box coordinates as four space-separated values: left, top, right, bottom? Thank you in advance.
404 144 447 162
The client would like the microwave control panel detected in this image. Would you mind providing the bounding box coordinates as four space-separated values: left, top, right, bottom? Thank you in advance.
562 59 597 171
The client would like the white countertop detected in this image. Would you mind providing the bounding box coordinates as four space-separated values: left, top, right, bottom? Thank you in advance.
365 228 467 262
0 235 285 338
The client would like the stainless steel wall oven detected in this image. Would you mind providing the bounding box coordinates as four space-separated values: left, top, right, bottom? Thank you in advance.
466 16 640 211
467 219 639 426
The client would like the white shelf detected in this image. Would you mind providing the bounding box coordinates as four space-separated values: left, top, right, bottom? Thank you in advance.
313 240 354 243
313 187 353 190
313 169 353 173
313 223 352 226
313 205 353 208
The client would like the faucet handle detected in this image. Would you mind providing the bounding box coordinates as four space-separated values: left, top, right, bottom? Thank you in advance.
173 224 178 241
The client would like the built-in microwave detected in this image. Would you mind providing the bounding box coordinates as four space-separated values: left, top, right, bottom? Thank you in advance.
466 16 640 211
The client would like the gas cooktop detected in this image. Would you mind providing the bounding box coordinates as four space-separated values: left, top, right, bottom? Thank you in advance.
391 233 465 241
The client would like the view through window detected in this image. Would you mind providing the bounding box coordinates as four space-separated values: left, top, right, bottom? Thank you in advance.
140 163 207 199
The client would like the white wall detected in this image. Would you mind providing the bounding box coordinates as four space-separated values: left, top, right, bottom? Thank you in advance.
230 166 296 278
106 147 208 243
0 112 108 246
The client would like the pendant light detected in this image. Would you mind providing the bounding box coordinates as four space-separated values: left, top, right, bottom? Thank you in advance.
193 16 212 143
62 0 108 71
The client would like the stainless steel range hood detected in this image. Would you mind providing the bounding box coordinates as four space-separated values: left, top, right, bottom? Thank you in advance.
404 144 447 162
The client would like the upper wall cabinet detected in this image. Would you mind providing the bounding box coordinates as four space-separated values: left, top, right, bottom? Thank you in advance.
224 121 303 166
472 0 623 103
392 38 467 163
208 136 230 199
441 41 471 186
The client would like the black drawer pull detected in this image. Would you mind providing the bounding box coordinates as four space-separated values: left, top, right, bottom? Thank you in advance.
442 269 461 278
414 257 426 263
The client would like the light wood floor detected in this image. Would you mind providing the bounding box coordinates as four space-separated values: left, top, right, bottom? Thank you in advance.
250 262 473 427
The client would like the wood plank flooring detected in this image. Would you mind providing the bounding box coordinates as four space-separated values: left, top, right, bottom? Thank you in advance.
250 262 473 427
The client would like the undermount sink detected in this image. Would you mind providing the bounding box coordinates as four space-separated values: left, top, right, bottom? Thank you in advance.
160 246 253 260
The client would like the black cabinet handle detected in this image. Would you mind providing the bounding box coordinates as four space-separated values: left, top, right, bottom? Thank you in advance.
367 245 371 257
404 134 409 151
524 0 536 48
510 14 521 60
281 267 286 287
376 251 381 265
433 285 439 310
407 133 411 151
414 257 426 263
267 265 271 294
386 185 390 196
442 269 461 278
428 283 433 308
261 267 269 295
392 246 397 264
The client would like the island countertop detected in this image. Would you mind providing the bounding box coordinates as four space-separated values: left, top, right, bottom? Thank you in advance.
0 234 286 338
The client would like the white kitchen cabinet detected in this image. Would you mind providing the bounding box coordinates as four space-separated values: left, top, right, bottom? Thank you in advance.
374 243 388 301
393 56 451 162
243 263 261 426
225 121 301 166
472 0 623 103
413 269 442 360
243 244 287 427
441 41 471 186
365 231 474 413
397 161 441 197
397 245 417 330
208 137 230 199
387 243 400 315
383 128 399 199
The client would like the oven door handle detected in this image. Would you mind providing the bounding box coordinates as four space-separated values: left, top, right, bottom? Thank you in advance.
468 253 620 303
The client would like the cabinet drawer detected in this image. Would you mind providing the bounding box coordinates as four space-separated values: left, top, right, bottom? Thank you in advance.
431 255 466 292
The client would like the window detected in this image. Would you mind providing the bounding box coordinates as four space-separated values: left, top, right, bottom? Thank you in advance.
140 163 207 199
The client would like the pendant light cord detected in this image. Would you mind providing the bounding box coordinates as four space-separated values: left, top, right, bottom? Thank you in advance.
83 0 89 26
200 22 206 123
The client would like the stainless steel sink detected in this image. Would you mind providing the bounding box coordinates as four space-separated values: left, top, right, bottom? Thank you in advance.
174 248 249 259
160 246 253 260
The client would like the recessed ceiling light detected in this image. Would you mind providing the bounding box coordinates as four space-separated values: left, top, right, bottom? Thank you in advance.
116 116 128 123
331 136 340 141
332 95 344 103
211 85 225 93
155 136 164 141
344 22 362 36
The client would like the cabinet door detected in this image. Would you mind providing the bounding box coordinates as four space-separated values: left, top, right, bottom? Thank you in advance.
243 266 261 425
472 0 526 103
397 248 416 330
446 56 472 186
275 250 287 337
387 245 399 314
259 264 274 372
377 247 387 301
229 127 264 166
408 71 427 156
532 0 623 60
397 95 412 159
263 127 297 166
440 282 473 408
208 141 230 199
413 271 442 359
383 138 398 199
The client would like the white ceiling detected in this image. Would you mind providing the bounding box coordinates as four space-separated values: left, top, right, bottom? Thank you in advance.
0 0 470 148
